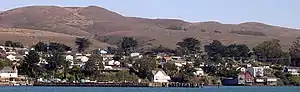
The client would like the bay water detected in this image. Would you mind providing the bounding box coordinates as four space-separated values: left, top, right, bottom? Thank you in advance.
0 86 299 92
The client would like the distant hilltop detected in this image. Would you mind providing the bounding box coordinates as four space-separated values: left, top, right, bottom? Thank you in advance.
1 5 300 50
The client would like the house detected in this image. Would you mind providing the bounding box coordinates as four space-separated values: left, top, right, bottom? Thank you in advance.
151 70 171 83
107 60 121 66
74 56 89 66
38 57 48 65
194 68 204 76
65 55 74 65
0 66 18 79
221 77 238 86
171 56 183 61
130 53 143 58
246 63 252 68
5 51 17 55
0 46 5 50
247 67 264 77
6 54 20 61
238 72 254 85
100 50 108 54
266 77 277 86
283 66 300 76
255 78 265 85
102 54 115 61
75 56 89 62
240 67 247 72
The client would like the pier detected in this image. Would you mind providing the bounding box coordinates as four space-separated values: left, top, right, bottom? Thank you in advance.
33 82 149 87
33 82 205 88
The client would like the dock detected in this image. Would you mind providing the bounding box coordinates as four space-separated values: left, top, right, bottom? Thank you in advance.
33 82 205 88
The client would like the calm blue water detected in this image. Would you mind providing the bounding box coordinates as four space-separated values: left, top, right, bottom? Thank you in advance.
0 86 299 92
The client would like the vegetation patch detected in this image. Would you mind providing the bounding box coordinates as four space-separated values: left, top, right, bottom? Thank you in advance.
230 31 266 36
165 25 186 31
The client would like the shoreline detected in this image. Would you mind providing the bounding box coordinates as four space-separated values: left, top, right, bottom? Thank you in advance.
28 82 298 88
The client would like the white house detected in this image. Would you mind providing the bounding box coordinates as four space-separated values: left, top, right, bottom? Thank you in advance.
171 56 183 61
130 53 140 57
0 67 18 79
194 68 204 76
102 54 115 61
6 54 20 61
0 46 5 50
247 67 264 77
74 56 89 66
100 50 108 54
236 67 247 73
75 56 89 62
65 55 74 65
104 66 113 70
107 60 121 66
130 53 143 58
6 51 17 55
152 70 171 83
283 66 300 76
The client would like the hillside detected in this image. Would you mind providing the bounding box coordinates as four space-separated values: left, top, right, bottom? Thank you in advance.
0 28 111 50
0 5 300 50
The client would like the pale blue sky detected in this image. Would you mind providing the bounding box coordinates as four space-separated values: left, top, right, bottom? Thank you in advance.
0 0 299 28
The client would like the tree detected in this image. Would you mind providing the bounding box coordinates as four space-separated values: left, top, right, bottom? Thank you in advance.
34 42 48 52
4 40 13 47
225 44 250 58
90 54 104 70
151 45 175 54
83 60 98 77
289 40 300 66
173 64 196 83
83 54 104 77
45 51 70 78
18 50 42 78
289 76 300 86
133 57 157 79
69 66 84 81
253 39 284 63
75 37 92 52
217 69 239 77
176 37 201 56
4 41 24 48
205 40 226 57
115 70 139 82
0 59 11 69
107 47 118 54
162 62 177 77
12 42 24 48
48 42 72 52
119 37 138 54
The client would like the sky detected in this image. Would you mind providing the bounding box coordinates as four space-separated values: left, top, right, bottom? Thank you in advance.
0 0 299 29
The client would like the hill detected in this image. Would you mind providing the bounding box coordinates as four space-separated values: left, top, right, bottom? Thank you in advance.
0 28 111 50
0 5 300 50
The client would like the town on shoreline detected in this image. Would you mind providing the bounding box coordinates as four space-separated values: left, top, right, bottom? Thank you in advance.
0 37 300 87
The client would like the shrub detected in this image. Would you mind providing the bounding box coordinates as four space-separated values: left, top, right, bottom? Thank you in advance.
230 31 266 36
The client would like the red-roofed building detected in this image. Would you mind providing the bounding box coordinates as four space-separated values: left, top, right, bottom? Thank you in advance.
238 72 254 85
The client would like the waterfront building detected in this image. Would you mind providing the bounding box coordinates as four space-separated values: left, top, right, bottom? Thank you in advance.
283 66 300 76
0 66 18 79
247 67 264 77
151 70 171 83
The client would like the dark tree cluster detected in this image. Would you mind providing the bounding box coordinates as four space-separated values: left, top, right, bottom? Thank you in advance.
204 40 250 60
75 37 92 52
4 40 24 48
176 37 201 56
34 42 72 52
119 37 138 54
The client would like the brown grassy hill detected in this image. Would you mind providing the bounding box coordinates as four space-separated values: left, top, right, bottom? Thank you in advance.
0 28 111 50
0 6 299 50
